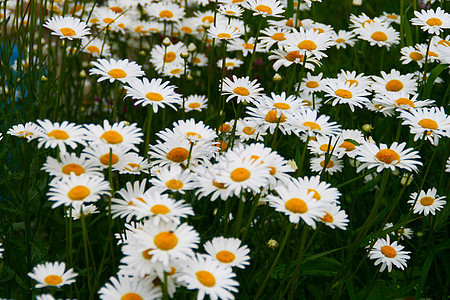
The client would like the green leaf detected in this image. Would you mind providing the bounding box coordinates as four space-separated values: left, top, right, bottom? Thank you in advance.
344 138 361 147
424 64 447 98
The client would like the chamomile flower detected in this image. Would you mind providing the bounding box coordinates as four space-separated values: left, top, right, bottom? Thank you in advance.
330 30 357 49
228 37 266 57
204 237 250 269
355 142 422 173
133 220 200 267
408 188 446 216
410 7 450 35
337 69 373 91
184 95 208 112
222 76 264 105
92 8 128 33
257 92 304 115
368 235 410 272
308 135 343 157
355 19 400 49
150 165 198 194
47 174 110 209
28 261 78 288
267 179 326 228
320 204 349 230
7 122 43 139
399 107 450 146
125 77 182 113
178 253 239 300
296 175 341 204
246 106 294 135
322 78 371 112
35 119 87 154
371 69 417 95
84 120 143 151
310 155 343 175
283 27 333 60
81 37 111 58
89 58 145 84
111 179 150 222
83 143 136 170
99 275 162 300
242 0 285 18
43 15 90 40
42 152 103 179
191 53 209 67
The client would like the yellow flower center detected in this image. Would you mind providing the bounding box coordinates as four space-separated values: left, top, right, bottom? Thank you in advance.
146 92 164 101
307 188 321 200
335 89 353 99
233 87 250 96
428 51 438 57
265 110 286 123
438 40 450 47
219 124 232 133
142 248 154 259
196 270 216 287
166 147 189 163
375 149 400 164
68 185 91 200
381 245 397 258
108 69 127 78
182 26 193 33
188 102 201 109
285 198 308 214
426 18 442 26
87 45 100 54
225 10 236 15
320 160 335 168
48 129 69 140
225 62 235 67
62 164 85 175
154 231 178 250
395 98 415 108
255 4 272 14
303 121 321 130
164 51 176 63
159 10 174 19
101 130 123 144
151 204 170 214
420 196 434 206
100 153 119 165
218 33 231 39
320 212 333 223
371 31 388 42
165 179 184 190
336 38 345 43
230 168 250 182
216 250 235 263
306 81 319 88
418 118 438 130
110 6 123 13
17 131 33 137
269 166 277 175
60 27 76 36
313 28 325 34
409 51 423 61
121 293 143 300
273 102 290 110
202 16 214 23
243 43 254 50
285 51 304 62
44 275 63 286
124 163 141 171
385 79 403 92
272 33 286 41
339 141 356 151
297 40 317 51
345 79 358 86
243 126 256 135
319 144 333 152
387 14 398 20
213 180 226 189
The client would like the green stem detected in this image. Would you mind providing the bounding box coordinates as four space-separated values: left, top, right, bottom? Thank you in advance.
80 209 93 300
288 227 310 300
233 192 245 237
144 107 154 161
241 193 261 243
246 17 264 77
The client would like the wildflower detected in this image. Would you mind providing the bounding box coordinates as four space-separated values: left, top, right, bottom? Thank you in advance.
204 237 250 269
289 107 341 137
383 223 413 240
296 175 341 204
320 204 349 230
28 261 78 288
89 58 145 84
300 72 324 94
310 155 344 175
84 120 143 151
242 0 285 18
99 275 162 300
400 44 426 67
408 188 446 216
147 2 185 22
380 12 401 25
371 69 417 95
35 119 87 154
111 180 150 222
208 22 242 41
150 42 188 73
41 152 103 179
330 30 357 49
368 235 410 272
410 7 450 35
43 16 90 40
7 122 43 139
217 58 244 70
283 27 333 60
236 119 266 142
372 92 435 113
218 4 244 18
322 78 371 112
81 37 111 57
355 19 400 49
83 144 137 171
184 95 208 112
227 37 266 56
150 165 198 194
157 119 217 144
259 26 289 51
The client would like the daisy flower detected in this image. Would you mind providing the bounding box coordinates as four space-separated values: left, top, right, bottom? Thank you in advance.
320 204 349 230
35 119 87 154
267 178 326 228
259 26 289 51
371 69 417 95
125 77 182 113
133 189 194 224
227 37 266 57
178 254 239 300
91 7 128 33
289 107 341 137
322 78 371 112
400 44 426 67
84 120 143 151
283 27 333 60
310 155 343 175
204 237 250 269
368 235 410 272
236 119 266 142
399 107 450 146
337 69 373 91
43 15 90 40
242 0 285 18
147 2 185 23
300 72 324 94
372 92 435 112
380 12 401 25
41 152 103 179
68 204 99 220
246 106 294 135
221 76 264 105
194 164 233 201
157 119 217 144
337 129 365 158
81 37 111 57
89 58 145 84
150 42 188 73
111 179 150 222
355 19 400 49
28 261 78 288
408 188 446 216
269 47 321 72
383 223 413 240
218 4 244 18
208 22 242 41
99 275 162 300
133 220 200 267
330 30 357 49
257 92 304 114
83 144 137 171
7 122 43 139
355 142 422 173
191 53 209 67
118 154 152 175
217 57 244 70
150 164 198 194
296 175 341 204
308 135 344 157
47 174 110 209
185 94 208 112
410 7 450 35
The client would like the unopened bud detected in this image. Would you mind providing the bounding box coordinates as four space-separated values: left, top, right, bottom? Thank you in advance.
362 124 373 132
400 173 413 186
139 50 146 55
162 37 171 46
352 0 362 5
79 70 87 77
180 51 189 59
187 74 193 80
123 121 131 126
287 159 298 171
391 169 400 176
188 43 197 52
273 73 282 81
40 75 48 81
267 239 279 249
202 20 211 29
